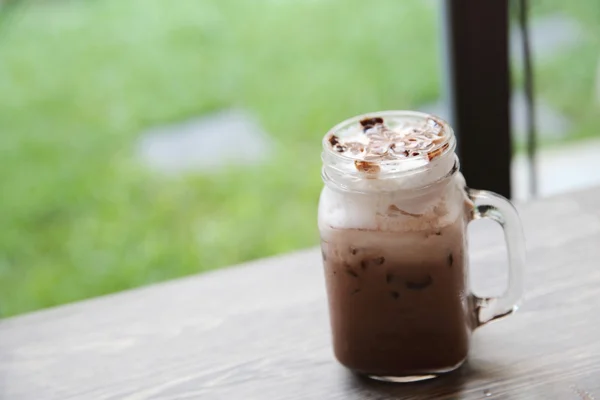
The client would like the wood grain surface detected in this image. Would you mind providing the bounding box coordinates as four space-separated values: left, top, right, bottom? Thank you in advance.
2 188 600 399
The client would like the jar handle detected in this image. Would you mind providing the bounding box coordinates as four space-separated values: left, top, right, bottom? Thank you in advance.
467 189 526 328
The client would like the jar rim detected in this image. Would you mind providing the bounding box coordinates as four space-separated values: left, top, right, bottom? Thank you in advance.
322 110 455 162
321 110 456 183
321 155 460 195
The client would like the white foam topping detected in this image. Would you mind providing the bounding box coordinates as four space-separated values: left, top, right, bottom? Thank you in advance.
318 172 467 234
319 111 465 233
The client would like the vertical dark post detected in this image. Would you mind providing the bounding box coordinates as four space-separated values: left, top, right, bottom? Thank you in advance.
443 0 512 198
518 0 537 198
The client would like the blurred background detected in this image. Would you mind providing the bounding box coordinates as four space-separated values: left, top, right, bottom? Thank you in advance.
0 0 599 317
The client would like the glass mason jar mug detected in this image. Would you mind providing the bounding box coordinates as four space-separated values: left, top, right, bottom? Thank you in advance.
318 111 525 382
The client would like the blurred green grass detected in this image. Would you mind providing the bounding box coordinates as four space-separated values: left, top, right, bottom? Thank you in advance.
0 0 598 316
530 0 600 146
0 0 440 316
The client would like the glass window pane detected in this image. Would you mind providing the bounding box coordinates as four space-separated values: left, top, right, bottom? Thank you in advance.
512 0 600 200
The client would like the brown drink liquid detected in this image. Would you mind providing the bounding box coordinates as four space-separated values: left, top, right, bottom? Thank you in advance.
321 213 473 377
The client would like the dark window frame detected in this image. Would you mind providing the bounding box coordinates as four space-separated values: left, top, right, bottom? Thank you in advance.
443 0 512 198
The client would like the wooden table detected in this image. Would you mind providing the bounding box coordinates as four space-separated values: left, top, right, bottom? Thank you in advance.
2 188 600 400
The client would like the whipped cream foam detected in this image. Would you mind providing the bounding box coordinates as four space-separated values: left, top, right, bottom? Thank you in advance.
319 111 466 233
318 172 467 234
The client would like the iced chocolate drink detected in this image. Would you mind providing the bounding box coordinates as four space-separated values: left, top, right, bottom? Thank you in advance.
318 111 526 381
